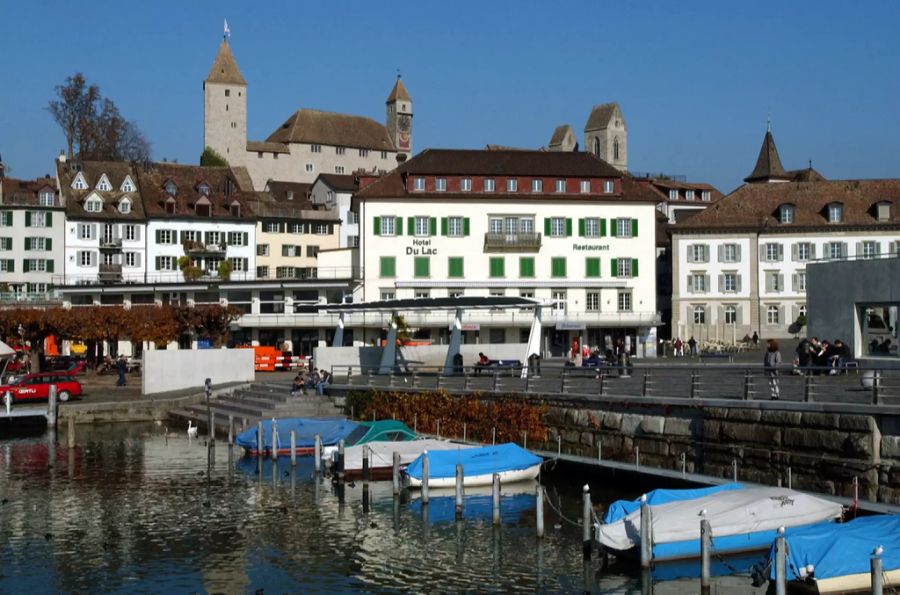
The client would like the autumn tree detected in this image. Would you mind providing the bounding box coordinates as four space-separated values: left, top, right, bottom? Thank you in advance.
173 305 243 347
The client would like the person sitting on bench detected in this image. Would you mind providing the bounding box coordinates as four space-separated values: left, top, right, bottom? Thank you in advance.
475 352 490 375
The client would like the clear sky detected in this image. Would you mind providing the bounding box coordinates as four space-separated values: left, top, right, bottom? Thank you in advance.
1 0 898 192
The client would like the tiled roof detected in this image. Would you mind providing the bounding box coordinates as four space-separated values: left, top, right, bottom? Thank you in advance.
136 162 258 220
673 179 900 233
0 177 58 207
247 141 289 154
58 160 148 221
386 77 411 102
548 125 574 147
205 40 246 85
248 194 339 221
265 109 394 151
315 173 358 193
484 144 539 151
265 181 312 205
394 149 623 177
585 102 621 131
744 130 790 183
787 167 827 182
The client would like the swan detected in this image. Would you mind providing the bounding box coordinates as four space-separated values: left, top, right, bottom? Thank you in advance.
187 420 198 439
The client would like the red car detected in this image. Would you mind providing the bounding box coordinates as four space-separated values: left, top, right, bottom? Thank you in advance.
0 372 84 403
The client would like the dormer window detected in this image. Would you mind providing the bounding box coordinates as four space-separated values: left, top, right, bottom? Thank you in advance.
413 177 425 191
876 201 892 222
229 201 241 217
779 204 795 224
164 180 178 196
197 182 210 196
685 190 695 201
84 195 103 213
165 197 176 214
71 172 88 190
96 174 112 192
668 189 678 200
827 202 843 223
286 190 294 201
118 197 132 214
120 176 136 193
195 196 211 217
38 190 55 207
701 190 711 201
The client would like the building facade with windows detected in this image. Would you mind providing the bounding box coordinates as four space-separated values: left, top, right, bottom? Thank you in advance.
671 129 900 341
355 149 660 356
253 203 341 282
203 39 412 189
0 175 65 299
309 173 359 248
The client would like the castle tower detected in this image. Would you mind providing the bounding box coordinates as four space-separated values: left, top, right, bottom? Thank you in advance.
203 39 247 163
584 102 627 171
744 127 791 184
386 76 413 161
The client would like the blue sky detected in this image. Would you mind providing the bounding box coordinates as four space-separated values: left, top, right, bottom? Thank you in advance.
1 0 898 192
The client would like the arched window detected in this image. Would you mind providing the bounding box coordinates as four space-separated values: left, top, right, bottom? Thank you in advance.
693 305 706 324
799 304 807 318
767 305 780 325
613 137 620 161
165 180 178 196
593 137 600 157
724 305 737 324
118 197 131 214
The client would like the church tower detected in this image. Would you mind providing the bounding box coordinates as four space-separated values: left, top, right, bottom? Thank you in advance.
386 76 413 161
584 102 627 172
744 126 791 184
203 39 247 164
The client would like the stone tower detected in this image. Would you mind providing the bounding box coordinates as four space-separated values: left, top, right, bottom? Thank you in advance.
548 125 577 152
584 102 627 171
203 39 247 164
386 76 413 161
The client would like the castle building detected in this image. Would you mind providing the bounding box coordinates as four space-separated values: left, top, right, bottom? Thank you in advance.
203 39 412 190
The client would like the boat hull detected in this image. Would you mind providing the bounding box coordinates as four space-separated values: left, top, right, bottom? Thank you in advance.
814 569 900 594
406 463 541 488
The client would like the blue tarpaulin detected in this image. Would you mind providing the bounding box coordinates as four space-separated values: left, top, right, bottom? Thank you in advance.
405 443 542 480
602 483 745 523
234 418 358 452
769 515 900 580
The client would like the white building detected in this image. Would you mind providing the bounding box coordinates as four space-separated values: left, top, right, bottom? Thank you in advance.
355 149 660 356
671 129 900 341
309 173 359 248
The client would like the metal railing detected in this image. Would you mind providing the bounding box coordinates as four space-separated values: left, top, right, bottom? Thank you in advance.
483 232 542 252
327 362 900 409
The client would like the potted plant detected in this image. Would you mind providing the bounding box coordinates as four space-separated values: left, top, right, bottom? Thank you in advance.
217 260 233 281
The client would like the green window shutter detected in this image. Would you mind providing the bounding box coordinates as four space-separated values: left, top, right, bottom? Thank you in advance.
551 257 566 278
46 212 52 225
600 219 607 237
463 217 470 236
519 257 534 278
395 218 402 236
373 216 381 236
489 257 505 278
24 238 31 250
611 258 619 277
23 259 30 272
586 257 600 278
578 218 585 237
632 258 639 277
565 218 573 237
610 219 618 237
156 230 161 243
544 218 551 236
429 217 437 236
631 219 639 237
379 256 396 277
25 212 31 227
155 256 161 271
6 259 13 272
46 260 54 273
46 238 52 251
414 256 430 278
448 257 463 278
407 217 415 236
243 232 248 246
440 217 448 236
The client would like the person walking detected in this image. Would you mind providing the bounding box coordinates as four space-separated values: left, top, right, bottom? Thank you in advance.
764 339 782 400
116 354 128 388
688 336 698 357
752 331 760 349
674 337 684 357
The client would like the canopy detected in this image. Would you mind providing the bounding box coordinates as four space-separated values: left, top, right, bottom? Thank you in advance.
343 439 473 472
769 515 900 580
0 341 15 358
235 417 358 452
603 483 745 523
405 443 543 481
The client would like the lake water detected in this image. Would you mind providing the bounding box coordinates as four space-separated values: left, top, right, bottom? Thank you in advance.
0 422 741 593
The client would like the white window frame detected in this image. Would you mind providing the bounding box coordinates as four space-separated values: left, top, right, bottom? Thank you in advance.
767 305 780 325
413 177 425 191
78 224 93 240
617 291 632 312
603 180 615 194
124 225 136 241
780 205 794 224
617 258 632 278
77 250 92 267
616 218 632 238
229 257 246 272
685 190 695 201
414 216 430 237
489 217 503 234
158 230 174 245
690 274 707 293
550 217 566 237
448 216 463 237
461 178 472 192
701 191 711 201
797 272 807 292
551 290 567 312
531 179 543 193
263 222 279 233
39 191 55 207
829 243 842 259
118 198 131 214
724 305 737 324
484 178 495 192
120 176 136 193
381 216 397 236
723 273 737 292
125 252 137 267
766 243 780 261
580 180 590 194
85 198 102 213
555 179 566 193
862 241 878 259
797 242 811 261
828 203 843 223
435 178 447 192
723 244 737 263
690 244 706 263
668 189 678 200
584 218 599 238
586 292 600 311
693 305 706 324
506 178 518 192
380 290 396 301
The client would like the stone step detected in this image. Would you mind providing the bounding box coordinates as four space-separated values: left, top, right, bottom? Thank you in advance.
230 389 291 403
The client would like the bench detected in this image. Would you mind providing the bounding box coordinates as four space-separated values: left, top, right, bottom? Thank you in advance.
698 352 734 363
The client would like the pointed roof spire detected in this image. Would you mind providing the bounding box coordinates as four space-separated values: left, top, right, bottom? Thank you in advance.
386 74 411 103
206 39 246 85
744 129 790 183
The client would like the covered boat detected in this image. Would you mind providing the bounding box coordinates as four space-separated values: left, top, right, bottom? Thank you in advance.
596 487 843 563
603 483 745 523
342 438 473 480
344 420 417 448
768 515 900 593
404 443 543 488
235 418 359 457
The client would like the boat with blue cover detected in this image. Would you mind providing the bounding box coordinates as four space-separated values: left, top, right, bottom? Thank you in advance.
596 487 843 564
602 483 745 523
235 418 417 457
766 514 900 593
404 443 543 488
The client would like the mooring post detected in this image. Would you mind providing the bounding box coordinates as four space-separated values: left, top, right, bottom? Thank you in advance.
337 439 346 481
493 371 500 392
732 458 738 482
392 451 400 496
536 484 545 538
413 414 417 435
314 434 322 474
422 451 430 505
690 369 699 399
700 518 711 593
598 441 602 461
787 466 792 489
642 371 650 397
455 463 464 520
464 372 471 391
635 446 640 467
557 435 561 457
873 370 882 405
463 422 467 443
492 427 496 446
47 385 58 428
598 371 605 396
872 546 884 595
437 419 441 439
639 494 652 569
582 484 592 559
205 378 214 442
775 527 787 595
681 452 687 477
67 416 75 449
228 414 234 446
804 374 814 402
743 369 752 400
271 420 278 461
290 430 297 467
362 445 370 482
256 420 264 458
492 473 501 526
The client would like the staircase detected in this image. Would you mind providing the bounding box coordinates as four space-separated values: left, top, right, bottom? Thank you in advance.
168 382 344 435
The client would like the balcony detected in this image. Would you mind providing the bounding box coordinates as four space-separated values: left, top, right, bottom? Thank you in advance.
183 240 226 258
99 237 123 251
99 263 123 283
483 232 542 253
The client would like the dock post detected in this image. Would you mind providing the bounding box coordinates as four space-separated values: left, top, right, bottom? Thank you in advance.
422 451 430 505
463 422 467 443
492 473 501 526
413 414 417 435
598 441 602 461
681 452 687 476
523 431 527 450
362 445 370 482
437 419 441 439
47 385 58 428
67 416 75 449
290 430 297 467
787 466 792 489
732 458 738 482
337 439 346 482
228 415 234 446
690 369 699 399
804 374 814 402
598 371 605 396
872 547 884 595
314 434 322 474
492 426 496 446
639 494 652 569
536 485 545 538
493 371 500 392
392 451 400 496
557 435 561 457
775 527 786 595
256 421 263 457
642 371 650 397
271 422 278 461
873 370 881 405
582 484 592 559
455 463 464 520
700 518 711 594
743 370 752 400
635 446 640 467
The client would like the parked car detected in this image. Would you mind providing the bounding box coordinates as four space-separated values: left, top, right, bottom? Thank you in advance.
0 372 84 403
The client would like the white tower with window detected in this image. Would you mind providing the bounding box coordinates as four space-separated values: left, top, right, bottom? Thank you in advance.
203 39 247 164
584 102 627 172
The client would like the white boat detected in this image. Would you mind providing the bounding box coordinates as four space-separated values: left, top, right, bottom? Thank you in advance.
341 439 474 479
404 443 543 488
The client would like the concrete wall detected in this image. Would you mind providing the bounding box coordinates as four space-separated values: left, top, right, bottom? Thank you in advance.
142 349 254 394
315 343 528 373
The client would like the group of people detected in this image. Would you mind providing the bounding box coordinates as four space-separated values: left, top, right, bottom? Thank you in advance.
670 336 698 357
291 367 331 396
795 337 852 374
